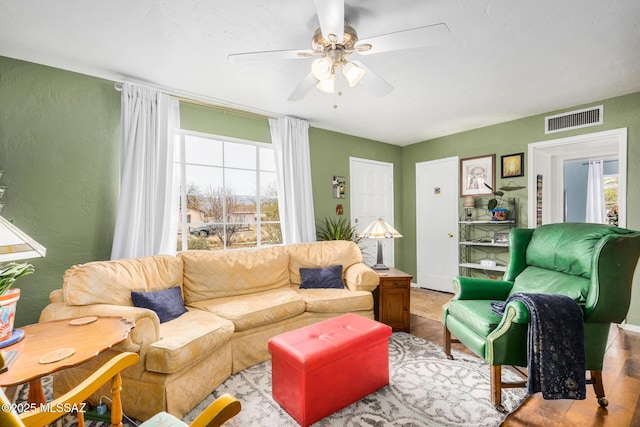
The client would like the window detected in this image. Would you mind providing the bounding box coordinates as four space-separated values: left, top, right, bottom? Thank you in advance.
175 132 282 251
604 174 618 226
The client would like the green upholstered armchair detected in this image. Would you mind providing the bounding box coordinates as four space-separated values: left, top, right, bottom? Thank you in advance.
443 222 640 411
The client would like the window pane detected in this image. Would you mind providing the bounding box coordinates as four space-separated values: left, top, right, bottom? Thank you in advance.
184 136 223 166
225 168 256 196
260 147 276 172
185 165 223 193
225 142 256 169
261 223 283 246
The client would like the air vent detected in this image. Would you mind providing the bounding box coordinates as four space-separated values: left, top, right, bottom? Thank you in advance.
545 105 603 134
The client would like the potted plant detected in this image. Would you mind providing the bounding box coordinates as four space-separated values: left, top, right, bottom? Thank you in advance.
484 184 508 221
0 262 33 341
316 216 363 244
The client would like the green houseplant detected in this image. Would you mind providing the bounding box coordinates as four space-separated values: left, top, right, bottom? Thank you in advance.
0 262 34 296
484 183 508 220
316 216 362 244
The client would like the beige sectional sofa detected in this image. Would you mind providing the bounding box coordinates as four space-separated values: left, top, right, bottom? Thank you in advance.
39 240 379 421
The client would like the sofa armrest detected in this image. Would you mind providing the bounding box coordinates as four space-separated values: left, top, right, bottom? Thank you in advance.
452 276 513 300
343 263 380 292
39 302 161 353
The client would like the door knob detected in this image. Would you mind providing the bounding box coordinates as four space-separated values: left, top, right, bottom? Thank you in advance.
448 233 454 238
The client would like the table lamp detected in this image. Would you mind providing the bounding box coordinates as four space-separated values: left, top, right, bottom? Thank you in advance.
463 195 475 221
359 218 402 270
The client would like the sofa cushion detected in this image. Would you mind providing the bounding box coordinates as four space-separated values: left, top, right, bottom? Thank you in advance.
188 288 305 332
299 265 344 289
286 241 362 286
509 266 589 306
63 255 184 306
131 287 188 323
146 309 234 374
178 246 290 303
296 289 373 313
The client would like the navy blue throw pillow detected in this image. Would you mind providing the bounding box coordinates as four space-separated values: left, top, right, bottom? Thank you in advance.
131 286 188 323
299 265 344 289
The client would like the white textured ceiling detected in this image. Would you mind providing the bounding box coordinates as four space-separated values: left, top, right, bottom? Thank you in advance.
1 0 639 146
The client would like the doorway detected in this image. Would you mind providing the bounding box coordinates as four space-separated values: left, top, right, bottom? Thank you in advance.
415 157 459 293
528 128 627 227
350 157 395 267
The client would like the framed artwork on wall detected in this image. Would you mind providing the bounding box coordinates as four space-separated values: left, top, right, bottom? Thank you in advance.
501 153 524 178
332 176 346 199
460 155 495 197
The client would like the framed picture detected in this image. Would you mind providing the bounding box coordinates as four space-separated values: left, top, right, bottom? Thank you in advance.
493 232 510 244
501 153 524 178
460 155 495 197
332 176 346 199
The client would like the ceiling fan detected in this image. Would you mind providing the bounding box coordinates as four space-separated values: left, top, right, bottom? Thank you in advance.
227 0 451 101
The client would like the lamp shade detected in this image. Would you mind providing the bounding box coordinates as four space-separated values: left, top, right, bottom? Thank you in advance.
359 218 402 240
316 74 335 93
342 61 365 87
312 57 333 81
463 195 475 208
0 215 46 262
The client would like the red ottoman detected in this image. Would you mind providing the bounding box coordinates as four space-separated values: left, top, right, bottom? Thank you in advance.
268 313 392 426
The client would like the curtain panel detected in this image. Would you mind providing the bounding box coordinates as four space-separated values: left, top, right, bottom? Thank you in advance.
269 117 316 243
111 83 180 259
586 160 605 224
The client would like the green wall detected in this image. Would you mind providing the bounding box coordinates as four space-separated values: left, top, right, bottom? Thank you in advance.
0 56 121 326
399 91 640 324
2 54 639 327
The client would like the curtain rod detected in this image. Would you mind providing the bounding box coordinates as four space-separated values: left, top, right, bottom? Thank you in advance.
581 160 617 165
113 82 274 121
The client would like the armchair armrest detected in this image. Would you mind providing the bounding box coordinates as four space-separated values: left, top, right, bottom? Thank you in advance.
19 352 140 427
189 393 242 427
343 263 380 292
39 302 161 353
452 276 513 300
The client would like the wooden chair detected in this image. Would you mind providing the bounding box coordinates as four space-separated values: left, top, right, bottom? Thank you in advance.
1 351 241 427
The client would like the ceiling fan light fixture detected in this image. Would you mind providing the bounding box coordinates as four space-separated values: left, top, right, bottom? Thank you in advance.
316 74 335 93
312 57 333 81
342 61 365 87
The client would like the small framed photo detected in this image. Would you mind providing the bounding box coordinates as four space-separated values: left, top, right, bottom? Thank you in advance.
460 155 495 197
501 153 524 178
332 176 346 199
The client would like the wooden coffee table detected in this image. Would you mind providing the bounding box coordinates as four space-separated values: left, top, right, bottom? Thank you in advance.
0 316 134 406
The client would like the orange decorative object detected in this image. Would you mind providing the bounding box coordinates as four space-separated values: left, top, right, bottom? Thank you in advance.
268 314 392 427
335 204 343 215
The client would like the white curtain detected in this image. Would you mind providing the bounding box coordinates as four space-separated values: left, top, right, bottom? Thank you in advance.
586 160 606 224
111 83 181 259
269 117 316 243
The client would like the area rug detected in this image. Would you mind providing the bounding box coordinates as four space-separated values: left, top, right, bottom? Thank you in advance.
16 333 526 426
410 288 452 322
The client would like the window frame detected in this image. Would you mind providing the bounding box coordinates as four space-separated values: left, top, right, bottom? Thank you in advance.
174 129 281 251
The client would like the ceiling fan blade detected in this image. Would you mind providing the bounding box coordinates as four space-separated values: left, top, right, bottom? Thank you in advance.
356 23 451 56
351 61 393 97
228 49 316 64
314 0 344 43
288 72 317 101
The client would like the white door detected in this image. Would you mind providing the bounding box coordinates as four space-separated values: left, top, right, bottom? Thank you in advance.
350 157 395 267
416 157 459 293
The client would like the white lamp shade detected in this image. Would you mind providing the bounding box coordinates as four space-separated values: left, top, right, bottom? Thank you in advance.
359 218 402 239
312 57 333 81
342 61 365 87
316 75 335 93
0 215 46 262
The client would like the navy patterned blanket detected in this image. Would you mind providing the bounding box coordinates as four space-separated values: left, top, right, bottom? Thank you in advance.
491 293 586 400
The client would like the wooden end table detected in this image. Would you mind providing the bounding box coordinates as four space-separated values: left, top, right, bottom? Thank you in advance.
373 267 413 332
0 316 134 425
